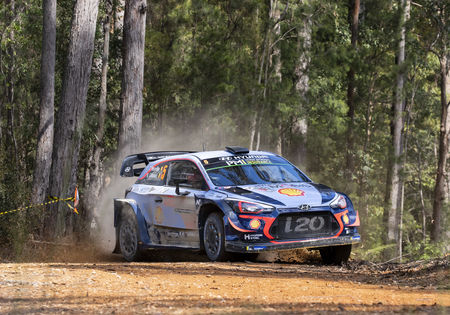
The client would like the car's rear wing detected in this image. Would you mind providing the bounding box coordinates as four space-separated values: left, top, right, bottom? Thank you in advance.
120 151 195 177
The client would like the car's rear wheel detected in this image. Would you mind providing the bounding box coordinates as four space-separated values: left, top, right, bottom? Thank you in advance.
119 208 143 262
319 244 351 265
204 212 228 261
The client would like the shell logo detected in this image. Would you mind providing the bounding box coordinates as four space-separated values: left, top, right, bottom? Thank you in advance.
278 188 305 197
249 219 261 230
343 214 349 224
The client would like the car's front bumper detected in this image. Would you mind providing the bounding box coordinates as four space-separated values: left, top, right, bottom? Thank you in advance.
225 234 361 253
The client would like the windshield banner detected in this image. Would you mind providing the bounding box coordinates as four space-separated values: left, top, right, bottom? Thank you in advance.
202 155 283 170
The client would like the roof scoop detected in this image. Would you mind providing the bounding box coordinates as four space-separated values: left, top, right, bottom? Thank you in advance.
225 146 250 154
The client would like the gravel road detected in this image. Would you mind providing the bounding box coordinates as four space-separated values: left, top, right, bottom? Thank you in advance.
0 248 448 314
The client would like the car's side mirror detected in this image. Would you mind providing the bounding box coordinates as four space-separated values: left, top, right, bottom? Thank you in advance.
175 182 190 196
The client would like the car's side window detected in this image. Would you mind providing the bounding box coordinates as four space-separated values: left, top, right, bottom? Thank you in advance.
167 161 207 191
137 162 169 186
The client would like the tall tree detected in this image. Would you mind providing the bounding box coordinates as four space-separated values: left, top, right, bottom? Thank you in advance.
85 0 113 214
32 0 56 205
345 0 360 182
250 0 284 151
430 0 449 242
45 0 100 239
118 0 147 156
249 6 265 151
293 9 312 167
387 0 410 255
271 0 282 155
4 0 18 170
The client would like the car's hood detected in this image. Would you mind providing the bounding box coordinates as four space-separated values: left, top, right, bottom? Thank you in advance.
222 182 336 207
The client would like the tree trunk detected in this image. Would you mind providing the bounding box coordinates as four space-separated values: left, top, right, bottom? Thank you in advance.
356 76 376 238
271 0 282 155
85 0 112 218
294 13 312 167
114 0 126 32
416 139 427 245
249 111 257 150
398 96 412 262
276 124 282 155
270 0 281 82
345 0 360 184
431 52 449 242
4 0 18 172
250 1 282 152
387 0 410 254
118 0 147 158
32 0 56 205
44 0 100 239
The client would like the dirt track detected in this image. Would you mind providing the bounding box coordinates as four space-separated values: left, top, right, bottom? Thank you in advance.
0 249 448 314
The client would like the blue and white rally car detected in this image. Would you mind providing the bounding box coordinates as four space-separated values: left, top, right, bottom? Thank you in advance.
113 146 360 263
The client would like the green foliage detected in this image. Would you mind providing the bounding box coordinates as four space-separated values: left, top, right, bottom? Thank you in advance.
0 0 448 260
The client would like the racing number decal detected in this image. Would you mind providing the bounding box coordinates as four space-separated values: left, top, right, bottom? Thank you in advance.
285 216 325 233
158 165 168 180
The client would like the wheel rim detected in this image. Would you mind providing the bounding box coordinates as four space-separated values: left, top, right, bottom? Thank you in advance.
120 221 137 258
205 221 220 256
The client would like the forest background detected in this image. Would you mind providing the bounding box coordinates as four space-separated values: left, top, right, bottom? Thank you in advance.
0 0 448 262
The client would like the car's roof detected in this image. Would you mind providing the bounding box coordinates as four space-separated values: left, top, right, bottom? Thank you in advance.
191 150 276 160
141 150 279 169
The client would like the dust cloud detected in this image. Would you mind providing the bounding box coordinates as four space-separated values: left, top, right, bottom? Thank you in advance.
90 176 135 254
90 124 248 255
90 124 310 263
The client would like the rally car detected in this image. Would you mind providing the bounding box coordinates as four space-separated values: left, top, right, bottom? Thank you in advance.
113 146 360 263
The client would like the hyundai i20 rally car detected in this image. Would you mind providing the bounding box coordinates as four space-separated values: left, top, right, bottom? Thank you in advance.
113 146 360 263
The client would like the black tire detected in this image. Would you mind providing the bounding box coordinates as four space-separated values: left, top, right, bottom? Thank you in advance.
203 212 228 261
319 244 351 265
119 208 143 262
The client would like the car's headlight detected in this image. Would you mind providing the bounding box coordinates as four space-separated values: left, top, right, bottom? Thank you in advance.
330 193 347 209
225 198 274 214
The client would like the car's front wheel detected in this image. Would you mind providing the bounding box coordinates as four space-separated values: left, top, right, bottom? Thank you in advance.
204 212 228 261
119 208 143 262
319 244 351 265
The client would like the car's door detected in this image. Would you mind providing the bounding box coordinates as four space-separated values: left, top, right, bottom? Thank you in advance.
152 160 208 248
131 161 171 245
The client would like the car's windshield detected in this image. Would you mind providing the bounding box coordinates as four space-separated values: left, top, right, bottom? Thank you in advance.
202 154 309 186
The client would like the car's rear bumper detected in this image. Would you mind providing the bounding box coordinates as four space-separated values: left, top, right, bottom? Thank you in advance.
225 234 361 253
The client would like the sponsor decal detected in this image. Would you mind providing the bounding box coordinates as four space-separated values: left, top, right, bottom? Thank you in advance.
253 246 266 250
249 219 261 229
244 233 263 240
124 166 131 173
165 231 196 239
174 208 194 214
278 188 305 196
246 245 266 251
203 155 274 170
132 185 152 194
155 206 164 224
224 158 272 167
342 214 350 224
218 155 269 161
166 231 182 238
